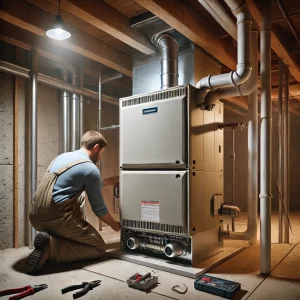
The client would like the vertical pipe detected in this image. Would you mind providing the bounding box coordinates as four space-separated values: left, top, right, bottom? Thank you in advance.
59 70 70 153
231 128 235 232
79 69 84 139
260 0 272 274
278 59 283 243
71 72 80 150
153 33 179 89
284 66 290 243
13 76 18 248
98 73 102 232
247 30 259 245
98 73 102 132
30 49 38 248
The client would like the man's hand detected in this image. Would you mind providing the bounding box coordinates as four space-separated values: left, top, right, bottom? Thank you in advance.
112 221 120 232
100 212 121 231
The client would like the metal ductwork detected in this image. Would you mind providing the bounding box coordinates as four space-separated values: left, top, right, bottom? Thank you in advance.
196 0 252 110
153 33 179 90
59 70 70 154
260 0 272 275
71 72 80 151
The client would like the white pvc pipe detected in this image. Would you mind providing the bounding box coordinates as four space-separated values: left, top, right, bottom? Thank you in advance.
196 1 252 91
223 31 259 241
260 0 272 274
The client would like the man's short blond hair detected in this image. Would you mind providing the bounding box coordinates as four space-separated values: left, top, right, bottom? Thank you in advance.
81 131 108 150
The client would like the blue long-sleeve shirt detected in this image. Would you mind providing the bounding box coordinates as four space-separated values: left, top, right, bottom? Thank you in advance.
49 149 108 217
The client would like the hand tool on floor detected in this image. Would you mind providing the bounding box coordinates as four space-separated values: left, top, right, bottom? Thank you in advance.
127 272 158 291
194 274 241 299
61 280 101 299
0 284 48 300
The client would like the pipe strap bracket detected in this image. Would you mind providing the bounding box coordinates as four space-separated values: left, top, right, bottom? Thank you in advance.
259 193 273 198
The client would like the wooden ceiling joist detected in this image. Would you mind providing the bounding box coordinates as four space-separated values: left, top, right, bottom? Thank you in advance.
135 0 237 70
0 0 132 77
247 0 300 82
44 0 156 55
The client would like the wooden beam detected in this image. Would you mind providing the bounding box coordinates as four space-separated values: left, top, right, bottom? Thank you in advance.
0 32 132 92
0 0 132 76
222 96 248 110
13 76 18 248
44 0 155 55
135 0 237 70
247 0 300 82
272 83 300 99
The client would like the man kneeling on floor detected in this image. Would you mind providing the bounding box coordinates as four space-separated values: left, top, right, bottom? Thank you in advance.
25 131 120 274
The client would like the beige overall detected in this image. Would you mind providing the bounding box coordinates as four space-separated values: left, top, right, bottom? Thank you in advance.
29 159 106 262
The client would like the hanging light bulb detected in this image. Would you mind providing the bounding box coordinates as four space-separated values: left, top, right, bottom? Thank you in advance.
46 0 71 40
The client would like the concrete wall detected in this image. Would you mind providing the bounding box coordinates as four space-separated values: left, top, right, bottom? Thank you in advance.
0 72 60 249
0 70 121 249
224 104 300 212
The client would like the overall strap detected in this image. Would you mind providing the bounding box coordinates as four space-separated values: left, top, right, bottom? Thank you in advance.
52 159 92 177
46 157 58 172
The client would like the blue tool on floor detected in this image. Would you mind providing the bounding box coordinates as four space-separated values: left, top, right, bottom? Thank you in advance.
194 274 241 299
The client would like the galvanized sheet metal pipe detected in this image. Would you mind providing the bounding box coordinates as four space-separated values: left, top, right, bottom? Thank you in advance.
260 0 272 274
284 66 290 243
153 33 179 90
79 70 84 139
30 50 38 248
278 59 283 243
59 70 70 153
71 73 80 150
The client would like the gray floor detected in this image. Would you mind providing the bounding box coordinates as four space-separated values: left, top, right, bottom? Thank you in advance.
1 212 300 300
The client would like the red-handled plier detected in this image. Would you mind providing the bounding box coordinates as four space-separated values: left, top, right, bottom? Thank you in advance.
0 284 48 300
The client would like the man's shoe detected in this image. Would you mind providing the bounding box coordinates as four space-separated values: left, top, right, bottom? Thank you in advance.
25 232 50 274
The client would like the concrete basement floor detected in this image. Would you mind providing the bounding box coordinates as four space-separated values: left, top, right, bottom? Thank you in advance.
1 212 300 300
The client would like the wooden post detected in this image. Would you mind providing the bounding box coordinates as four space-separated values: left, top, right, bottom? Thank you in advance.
13 75 18 248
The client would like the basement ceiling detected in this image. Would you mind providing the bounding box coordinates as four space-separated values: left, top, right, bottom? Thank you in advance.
0 0 300 114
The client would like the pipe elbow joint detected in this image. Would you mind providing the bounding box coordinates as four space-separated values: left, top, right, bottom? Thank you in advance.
232 64 252 86
196 75 213 89
196 88 216 111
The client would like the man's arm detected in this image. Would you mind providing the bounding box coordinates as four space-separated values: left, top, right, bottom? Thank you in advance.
99 212 120 231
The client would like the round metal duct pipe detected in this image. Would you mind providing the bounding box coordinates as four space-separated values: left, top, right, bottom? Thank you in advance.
164 243 183 257
127 237 141 250
153 33 179 90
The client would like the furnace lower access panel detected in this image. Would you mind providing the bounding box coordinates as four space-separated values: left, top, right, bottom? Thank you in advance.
121 170 187 232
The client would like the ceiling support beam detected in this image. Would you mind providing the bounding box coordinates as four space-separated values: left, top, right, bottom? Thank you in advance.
0 0 132 76
247 0 300 82
135 0 237 70
45 0 155 55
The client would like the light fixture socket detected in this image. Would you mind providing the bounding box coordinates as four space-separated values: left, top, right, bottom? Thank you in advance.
46 15 71 40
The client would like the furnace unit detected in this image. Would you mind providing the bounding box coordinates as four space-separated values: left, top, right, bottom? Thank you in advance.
119 84 224 266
